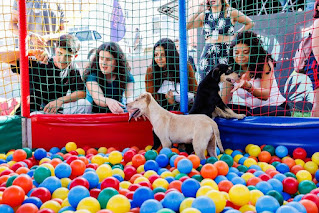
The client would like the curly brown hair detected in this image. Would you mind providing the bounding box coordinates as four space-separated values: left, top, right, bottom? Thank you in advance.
84 42 131 89
229 31 275 79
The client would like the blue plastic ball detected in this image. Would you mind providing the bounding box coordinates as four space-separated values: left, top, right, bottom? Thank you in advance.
6 154 13 161
169 155 178 167
181 178 200 197
231 150 242 158
200 159 206 165
22 197 43 209
275 146 288 158
113 174 124 182
226 172 239 181
286 201 307 213
273 173 286 182
157 168 168 175
144 160 159 172
249 165 262 171
82 171 99 189
238 157 248 165
165 176 175 184
191 196 216 213
293 194 304 201
254 171 266 177
140 199 163 213
229 167 239 174
215 175 228 184
68 186 90 208
0 204 14 213
276 205 299 213
34 148 47 160
177 159 193 174
231 177 246 185
156 154 169 168
256 181 273 194
58 206 76 213
55 163 72 179
268 178 283 192
133 186 154 207
281 192 291 201
255 195 280 212
39 176 62 193
159 148 172 157
315 170 319 182
49 147 60 154
276 163 290 174
162 191 185 212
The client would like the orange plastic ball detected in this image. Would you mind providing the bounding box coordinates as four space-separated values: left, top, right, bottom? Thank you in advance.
282 157 296 169
187 155 201 169
299 199 318 213
218 180 233 193
132 154 146 168
200 164 218 179
13 149 27 162
214 161 229 176
258 151 272 163
70 159 86 177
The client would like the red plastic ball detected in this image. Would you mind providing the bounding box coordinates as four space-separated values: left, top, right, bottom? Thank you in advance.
259 174 271 181
299 199 319 213
291 165 304 175
69 177 90 189
30 187 51 203
168 180 182 192
38 209 55 213
128 184 140 192
123 166 137 181
179 176 190 182
148 174 160 184
218 180 233 193
293 148 307 160
132 154 146 168
302 194 319 209
65 155 78 164
282 177 299 194
100 177 120 190
123 150 135 163
126 191 134 200
154 192 165 201
90 188 101 199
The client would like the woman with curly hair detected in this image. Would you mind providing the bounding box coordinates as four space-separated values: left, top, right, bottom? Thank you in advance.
187 0 254 81
84 42 134 114
222 31 291 116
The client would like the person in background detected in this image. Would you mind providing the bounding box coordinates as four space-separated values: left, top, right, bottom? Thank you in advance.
187 0 254 81
0 34 90 114
174 38 197 73
222 31 291 116
145 38 198 150
9 0 67 54
84 42 134 114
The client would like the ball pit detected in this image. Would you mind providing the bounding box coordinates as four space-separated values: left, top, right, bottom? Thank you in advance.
1 143 319 212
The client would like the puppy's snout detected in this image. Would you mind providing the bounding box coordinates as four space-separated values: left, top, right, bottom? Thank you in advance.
226 78 232 83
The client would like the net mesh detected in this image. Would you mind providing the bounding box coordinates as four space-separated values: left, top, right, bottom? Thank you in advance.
0 0 317 117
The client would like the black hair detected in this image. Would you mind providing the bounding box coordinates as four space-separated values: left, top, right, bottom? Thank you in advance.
84 42 131 90
151 38 180 92
229 31 275 79
57 34 80 54
207 0 228 16
314 1 319 18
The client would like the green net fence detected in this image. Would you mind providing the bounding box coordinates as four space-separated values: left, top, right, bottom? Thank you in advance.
0 0 317 117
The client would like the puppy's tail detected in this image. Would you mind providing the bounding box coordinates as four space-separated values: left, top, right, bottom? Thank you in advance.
212 124 224 154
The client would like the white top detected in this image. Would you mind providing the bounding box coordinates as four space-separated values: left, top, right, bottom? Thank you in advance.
233 77 286 108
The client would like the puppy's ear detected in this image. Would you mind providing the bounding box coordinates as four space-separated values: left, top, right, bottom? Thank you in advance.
145 93 151 105
211 67 221 81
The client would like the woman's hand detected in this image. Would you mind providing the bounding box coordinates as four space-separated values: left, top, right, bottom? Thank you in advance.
165 90 175 105
231 72 251 93
106 98 125 114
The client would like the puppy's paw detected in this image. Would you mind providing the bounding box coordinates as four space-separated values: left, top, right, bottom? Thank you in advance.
236 114 246 120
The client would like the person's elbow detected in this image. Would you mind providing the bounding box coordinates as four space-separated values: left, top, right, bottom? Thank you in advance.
247 21 255 30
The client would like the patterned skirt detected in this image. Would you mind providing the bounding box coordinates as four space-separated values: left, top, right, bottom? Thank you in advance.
198 43 230 81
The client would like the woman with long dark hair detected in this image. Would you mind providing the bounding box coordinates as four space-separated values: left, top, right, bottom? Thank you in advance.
187 0 254 81
145 38 198 111
84 42 134 113
222 31 291 116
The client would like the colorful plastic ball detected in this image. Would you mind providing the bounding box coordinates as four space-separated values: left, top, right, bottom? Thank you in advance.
248 145 261 157
12 174 33 194
282 177 299 194
275 146 288 158
276 205 299 213
109 151 123 165
296 170 312 182
293 148 307 160
40 200 61 212
96 164 112 182
286 201 307 213
34 166 51 184
255 181 273 195
299 199 319 213
77 197 101 212
249 190 264 205
220 154 234 167
65 142 77 152
0 204 14 213
181 178 200 198
140 199 163 213
302 194 319 210
311 152 319 165
229 184 250 206
255 195 280 212
133 187 154 207
179 198 195 212
30 187 51 203
177 159 193 174
206 190 226 212
156 208 175 213
52 187 69 201
267 178 283 192
97 187 119 209
106 194 131 213
144 160 159 172
68 186 90 208
132 154 146 168
156 154 169 168
100 177 120 191
266 190 284 205
34 148 47 160
191 196 215 213
2 185 25 207
13 149 27 162
39 176 62 194
16 203 38 213
200 164 218 179
162 191 185 212
276 163 290 174
144 150 158 161
70 159 86 177
23 197 43 209
299 180 317 194
304 161 318 175
231 177 246 185
82 171 99 189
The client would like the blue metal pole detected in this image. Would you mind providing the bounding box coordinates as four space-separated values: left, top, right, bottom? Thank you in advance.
178 0 188 113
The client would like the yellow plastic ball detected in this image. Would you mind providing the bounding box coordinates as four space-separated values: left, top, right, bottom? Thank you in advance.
250 189 264 205
77 197 101 212
75 148 85 156
61 198 71 208
41 163 55 176
143 170 157 179
160 171 174 179
248 145 261 157
296 170 312 182
145 145 153 151
312 152 319 165
217 154 223 160
65 142 77 152
134 176 150 184
39 158 51 165
172 169 180 177
96 164 112 182
119 181 131 189
263 165 276 172
104 156 109 163
179 198 195 212
61 178 72 188
40 200 61 212
137 165 144 173
0 166 8 173
106 195 131 213
126 162 132 166
220 191 230 201
0 154 6 160
181 208 201 213
200 179 219 191
233 154 244 163
229 184 250 206
52 187 69 200
152 178 169 189
239 204 256 213
244 158 257 168
241 173 255 183
98 147 107 154
206 190 226 213
109 151 123 165
304 161 318 175
75 210 91 213
225 149 233 156
91 155 105 166
7 161 16 167
112 168 125 178
196 186 213 197
245 144 254 153
6 151 14 157
295 159 305 167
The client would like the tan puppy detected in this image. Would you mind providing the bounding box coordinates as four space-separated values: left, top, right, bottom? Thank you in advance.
127 92 223 159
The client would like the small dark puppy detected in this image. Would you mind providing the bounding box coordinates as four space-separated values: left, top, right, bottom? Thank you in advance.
189 64 246 119
182 64 245 154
